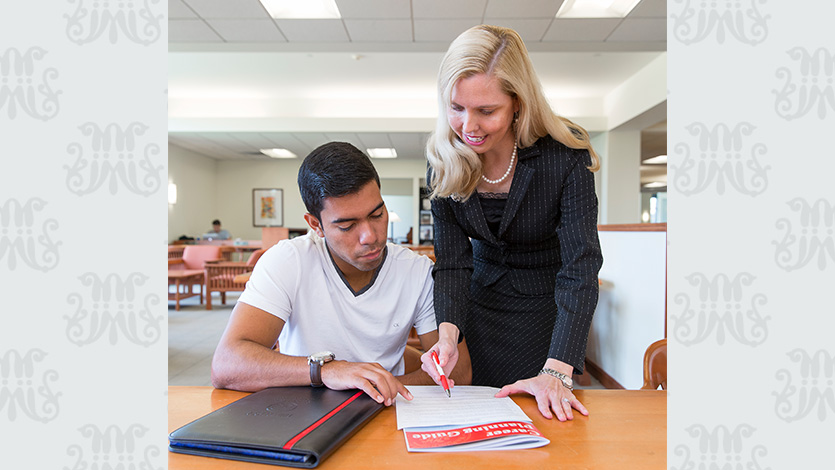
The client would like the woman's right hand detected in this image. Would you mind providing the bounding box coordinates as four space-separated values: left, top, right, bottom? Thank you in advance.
420 322 460 384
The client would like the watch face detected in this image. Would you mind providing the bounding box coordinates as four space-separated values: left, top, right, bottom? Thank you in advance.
310 351 334 362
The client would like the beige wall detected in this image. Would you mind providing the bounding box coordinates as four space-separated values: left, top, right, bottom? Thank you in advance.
168 145 218 242
167 148 430 243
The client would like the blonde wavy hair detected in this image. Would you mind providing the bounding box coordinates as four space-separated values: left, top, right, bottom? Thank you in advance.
426 24 600 201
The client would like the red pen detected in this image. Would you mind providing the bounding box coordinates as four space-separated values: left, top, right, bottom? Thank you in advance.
430 350 451 398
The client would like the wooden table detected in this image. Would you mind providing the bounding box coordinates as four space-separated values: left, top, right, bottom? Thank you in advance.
167 271 204 311
169 387 666 469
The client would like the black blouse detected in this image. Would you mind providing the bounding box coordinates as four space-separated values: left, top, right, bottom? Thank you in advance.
477 191 508 236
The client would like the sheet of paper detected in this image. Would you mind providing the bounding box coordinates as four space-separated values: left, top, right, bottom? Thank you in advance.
395 385 532 430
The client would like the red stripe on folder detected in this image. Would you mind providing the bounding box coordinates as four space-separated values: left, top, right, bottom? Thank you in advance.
283 391 364 449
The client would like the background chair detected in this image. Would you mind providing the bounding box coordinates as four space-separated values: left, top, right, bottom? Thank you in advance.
641 338 667 390
168 245 185 260
204 248 266 310
168 245 222 311
403 345 423 374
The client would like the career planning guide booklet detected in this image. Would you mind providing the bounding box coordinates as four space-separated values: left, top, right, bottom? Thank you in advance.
395 385 549 452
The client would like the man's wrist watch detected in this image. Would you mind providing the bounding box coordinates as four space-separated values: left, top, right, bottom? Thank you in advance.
307 351 335 387
539 368 574 390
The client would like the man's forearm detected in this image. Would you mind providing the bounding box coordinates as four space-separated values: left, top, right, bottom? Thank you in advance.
211 339 309 391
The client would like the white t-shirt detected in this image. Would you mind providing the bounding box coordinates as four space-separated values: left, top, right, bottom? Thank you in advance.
238 233 436 375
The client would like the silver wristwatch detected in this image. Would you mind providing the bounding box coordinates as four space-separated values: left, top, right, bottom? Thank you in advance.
539 368 574 390
307 351 335 387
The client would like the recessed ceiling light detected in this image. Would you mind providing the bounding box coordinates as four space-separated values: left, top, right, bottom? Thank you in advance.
555 0 641 18
643 181 667 189
259 0 341 19
260 148 297 159
643 155 667 165
367 148 397 159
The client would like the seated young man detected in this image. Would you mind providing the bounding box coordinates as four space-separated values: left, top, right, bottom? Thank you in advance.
212 142 471 405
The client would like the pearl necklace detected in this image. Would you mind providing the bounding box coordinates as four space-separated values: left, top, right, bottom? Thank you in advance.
481 142 517 185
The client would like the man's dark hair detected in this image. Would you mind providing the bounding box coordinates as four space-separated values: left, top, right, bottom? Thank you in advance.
298 142 380 221
212 219 221 225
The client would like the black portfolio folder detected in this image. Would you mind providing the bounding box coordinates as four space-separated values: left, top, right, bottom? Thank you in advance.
169 387 384 468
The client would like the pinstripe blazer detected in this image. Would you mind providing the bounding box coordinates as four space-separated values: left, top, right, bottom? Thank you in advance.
431 135 603 371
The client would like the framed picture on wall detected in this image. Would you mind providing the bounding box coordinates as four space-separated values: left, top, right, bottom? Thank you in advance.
419 225 433 241
253 188 283 227
420 210 433 225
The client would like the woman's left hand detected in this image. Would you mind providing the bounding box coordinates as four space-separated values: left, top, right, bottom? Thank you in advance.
494 374 588 421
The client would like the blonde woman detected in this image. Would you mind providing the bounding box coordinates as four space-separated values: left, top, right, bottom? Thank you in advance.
420 25 603 421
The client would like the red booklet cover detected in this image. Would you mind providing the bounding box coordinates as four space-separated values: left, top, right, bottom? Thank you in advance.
403 421 549 452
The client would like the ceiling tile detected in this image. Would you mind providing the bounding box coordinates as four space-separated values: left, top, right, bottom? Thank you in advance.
208 19 287 42
542 19 621 42
169 19 223 42
344 19 413 42
170 0 198 19
335 0 411 19
275 19 350 42
291 133 332 150
357 133 394 149
484 0 562 18
204 133 254 152
413 0 488 19
231 133 280 150
388 132 429 159
481 18 553 42
607 18 666 42
259 132 302 146
388 132 426 148
629 0 666 18
259 133 312 157
182 0 270 19
414 19 482 42
322 133 366 151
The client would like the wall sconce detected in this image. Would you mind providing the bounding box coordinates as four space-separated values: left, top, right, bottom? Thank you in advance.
168 183 178 205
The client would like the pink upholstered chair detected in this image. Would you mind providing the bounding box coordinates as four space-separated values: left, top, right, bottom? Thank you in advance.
168 245 222 310
204 248 266 310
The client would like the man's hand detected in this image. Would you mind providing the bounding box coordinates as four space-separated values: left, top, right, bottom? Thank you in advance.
322 360 413 406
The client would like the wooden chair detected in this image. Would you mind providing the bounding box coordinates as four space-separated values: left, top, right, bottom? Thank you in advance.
641 338 667 390
403 345 423 374
204 249 266 310
168 245 185 260
406 327 422 349
168 245 222 311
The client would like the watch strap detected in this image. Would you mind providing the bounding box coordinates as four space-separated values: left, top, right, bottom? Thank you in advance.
309 359 324 387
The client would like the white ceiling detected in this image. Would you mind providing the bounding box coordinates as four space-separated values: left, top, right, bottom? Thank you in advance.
168 0 667 161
